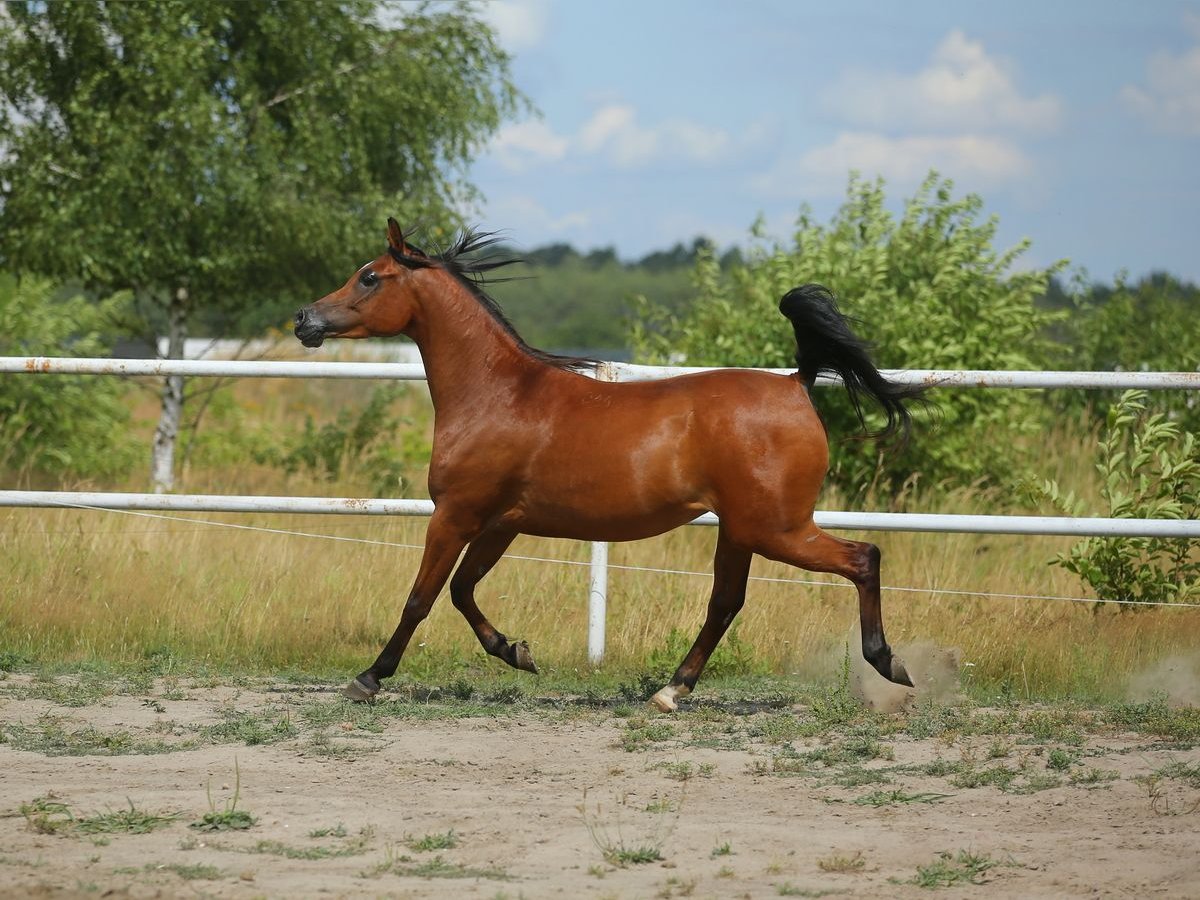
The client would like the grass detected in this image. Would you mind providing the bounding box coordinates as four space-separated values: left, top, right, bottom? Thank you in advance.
2 381 1198 702
1 718 185 756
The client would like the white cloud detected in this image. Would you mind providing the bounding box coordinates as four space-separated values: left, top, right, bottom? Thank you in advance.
486 102 740 171
826 30 1061 133
757 131 1031 197
476 0 549 51
576 103 733 168
490 119 569 170
484 193 591 237
1119 17 1200 135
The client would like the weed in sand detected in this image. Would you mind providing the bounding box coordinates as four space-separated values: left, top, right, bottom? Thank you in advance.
904 849 1007 888
776 883 843 897
1022 709 1086 746
363 847 509 880
310 823 349 838
829 764 895 788
198 707 296 746
1139 761 1200 814
656 875 699 897
144 862 223 880
644 795 677 814
853 789 951 807
21 796 75 834
711 841 734 858
654 760 716 782
580 790 675 867
1147 759 1200 788
1046 747 1077 770
191 761 256 832
1069 767 1119 787
248 836 371 860
620 720 676 752
22 797 175 836
76 801 177 835
817 850 865 873
1105 697 1200 745
406 829 459 852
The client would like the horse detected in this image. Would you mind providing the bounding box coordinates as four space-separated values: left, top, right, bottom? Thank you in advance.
294 218 925 711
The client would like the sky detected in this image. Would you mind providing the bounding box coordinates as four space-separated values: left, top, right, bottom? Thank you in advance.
470 0 1200 283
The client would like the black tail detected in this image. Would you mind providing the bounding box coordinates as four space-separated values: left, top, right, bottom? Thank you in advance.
779 284 925 445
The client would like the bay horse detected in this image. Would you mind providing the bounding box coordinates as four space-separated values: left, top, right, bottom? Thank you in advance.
294 219 924 711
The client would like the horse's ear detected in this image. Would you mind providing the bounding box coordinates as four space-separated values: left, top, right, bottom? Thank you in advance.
386 217 406 253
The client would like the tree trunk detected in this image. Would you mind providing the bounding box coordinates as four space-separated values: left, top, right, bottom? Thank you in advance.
151 287 188 493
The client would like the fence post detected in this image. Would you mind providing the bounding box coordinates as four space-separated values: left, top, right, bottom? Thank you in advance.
588 540 608 664
584 360 621 665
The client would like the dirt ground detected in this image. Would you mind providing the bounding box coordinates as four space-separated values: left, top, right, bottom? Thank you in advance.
1 670 1198 899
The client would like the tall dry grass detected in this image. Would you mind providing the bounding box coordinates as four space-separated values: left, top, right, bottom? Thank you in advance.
1 374 1196 700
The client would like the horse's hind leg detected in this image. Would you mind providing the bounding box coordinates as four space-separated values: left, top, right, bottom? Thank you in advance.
449 527 538 674
650 529 752 712
757 523 912 687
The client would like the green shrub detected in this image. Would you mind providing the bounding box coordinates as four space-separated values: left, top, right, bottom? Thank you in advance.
631 173 1065 498
254 384 432 497
0 274 138 481
1037 390 1199 607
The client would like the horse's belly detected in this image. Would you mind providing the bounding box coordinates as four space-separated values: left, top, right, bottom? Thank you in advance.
508 501 707 542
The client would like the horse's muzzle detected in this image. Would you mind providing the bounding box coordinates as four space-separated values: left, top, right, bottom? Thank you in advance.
294 306 327 348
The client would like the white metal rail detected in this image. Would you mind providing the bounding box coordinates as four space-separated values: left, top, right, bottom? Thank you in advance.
3 355 1199 390
2 356 1198 663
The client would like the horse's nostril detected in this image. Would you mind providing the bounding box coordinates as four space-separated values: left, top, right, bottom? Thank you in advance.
295 308 308 328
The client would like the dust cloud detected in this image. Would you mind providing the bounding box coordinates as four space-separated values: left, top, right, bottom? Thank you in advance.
845 621 963 713
1128 654 1200 707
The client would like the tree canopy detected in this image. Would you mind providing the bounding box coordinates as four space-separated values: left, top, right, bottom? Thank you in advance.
0 0 523 488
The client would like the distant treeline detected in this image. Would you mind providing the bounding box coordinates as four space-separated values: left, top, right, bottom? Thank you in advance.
483 238 1200 365
483 238 741 355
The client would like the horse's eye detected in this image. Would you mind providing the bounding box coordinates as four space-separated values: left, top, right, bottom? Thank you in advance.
359 270 378 288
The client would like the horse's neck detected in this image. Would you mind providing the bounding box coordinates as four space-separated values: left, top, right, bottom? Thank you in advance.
409 282 538 411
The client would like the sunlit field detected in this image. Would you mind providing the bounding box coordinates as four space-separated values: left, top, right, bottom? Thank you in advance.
2 373 1197 701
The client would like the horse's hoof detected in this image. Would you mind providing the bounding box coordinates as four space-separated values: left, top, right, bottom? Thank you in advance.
649 684 689 713
512 641 539 675
890 655 914 688
342 677 377 703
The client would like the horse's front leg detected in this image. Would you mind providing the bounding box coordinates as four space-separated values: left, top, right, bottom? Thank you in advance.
344 511 473 702
449 526 539 673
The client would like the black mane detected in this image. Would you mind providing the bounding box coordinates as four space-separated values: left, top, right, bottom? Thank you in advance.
388 227 598 373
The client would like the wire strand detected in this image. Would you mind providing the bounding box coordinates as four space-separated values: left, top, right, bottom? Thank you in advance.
21 500 1200 610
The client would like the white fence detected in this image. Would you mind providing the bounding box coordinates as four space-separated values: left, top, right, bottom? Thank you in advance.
2 356 1198 662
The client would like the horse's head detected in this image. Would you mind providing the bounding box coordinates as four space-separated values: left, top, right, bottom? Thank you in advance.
294 218 431 348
